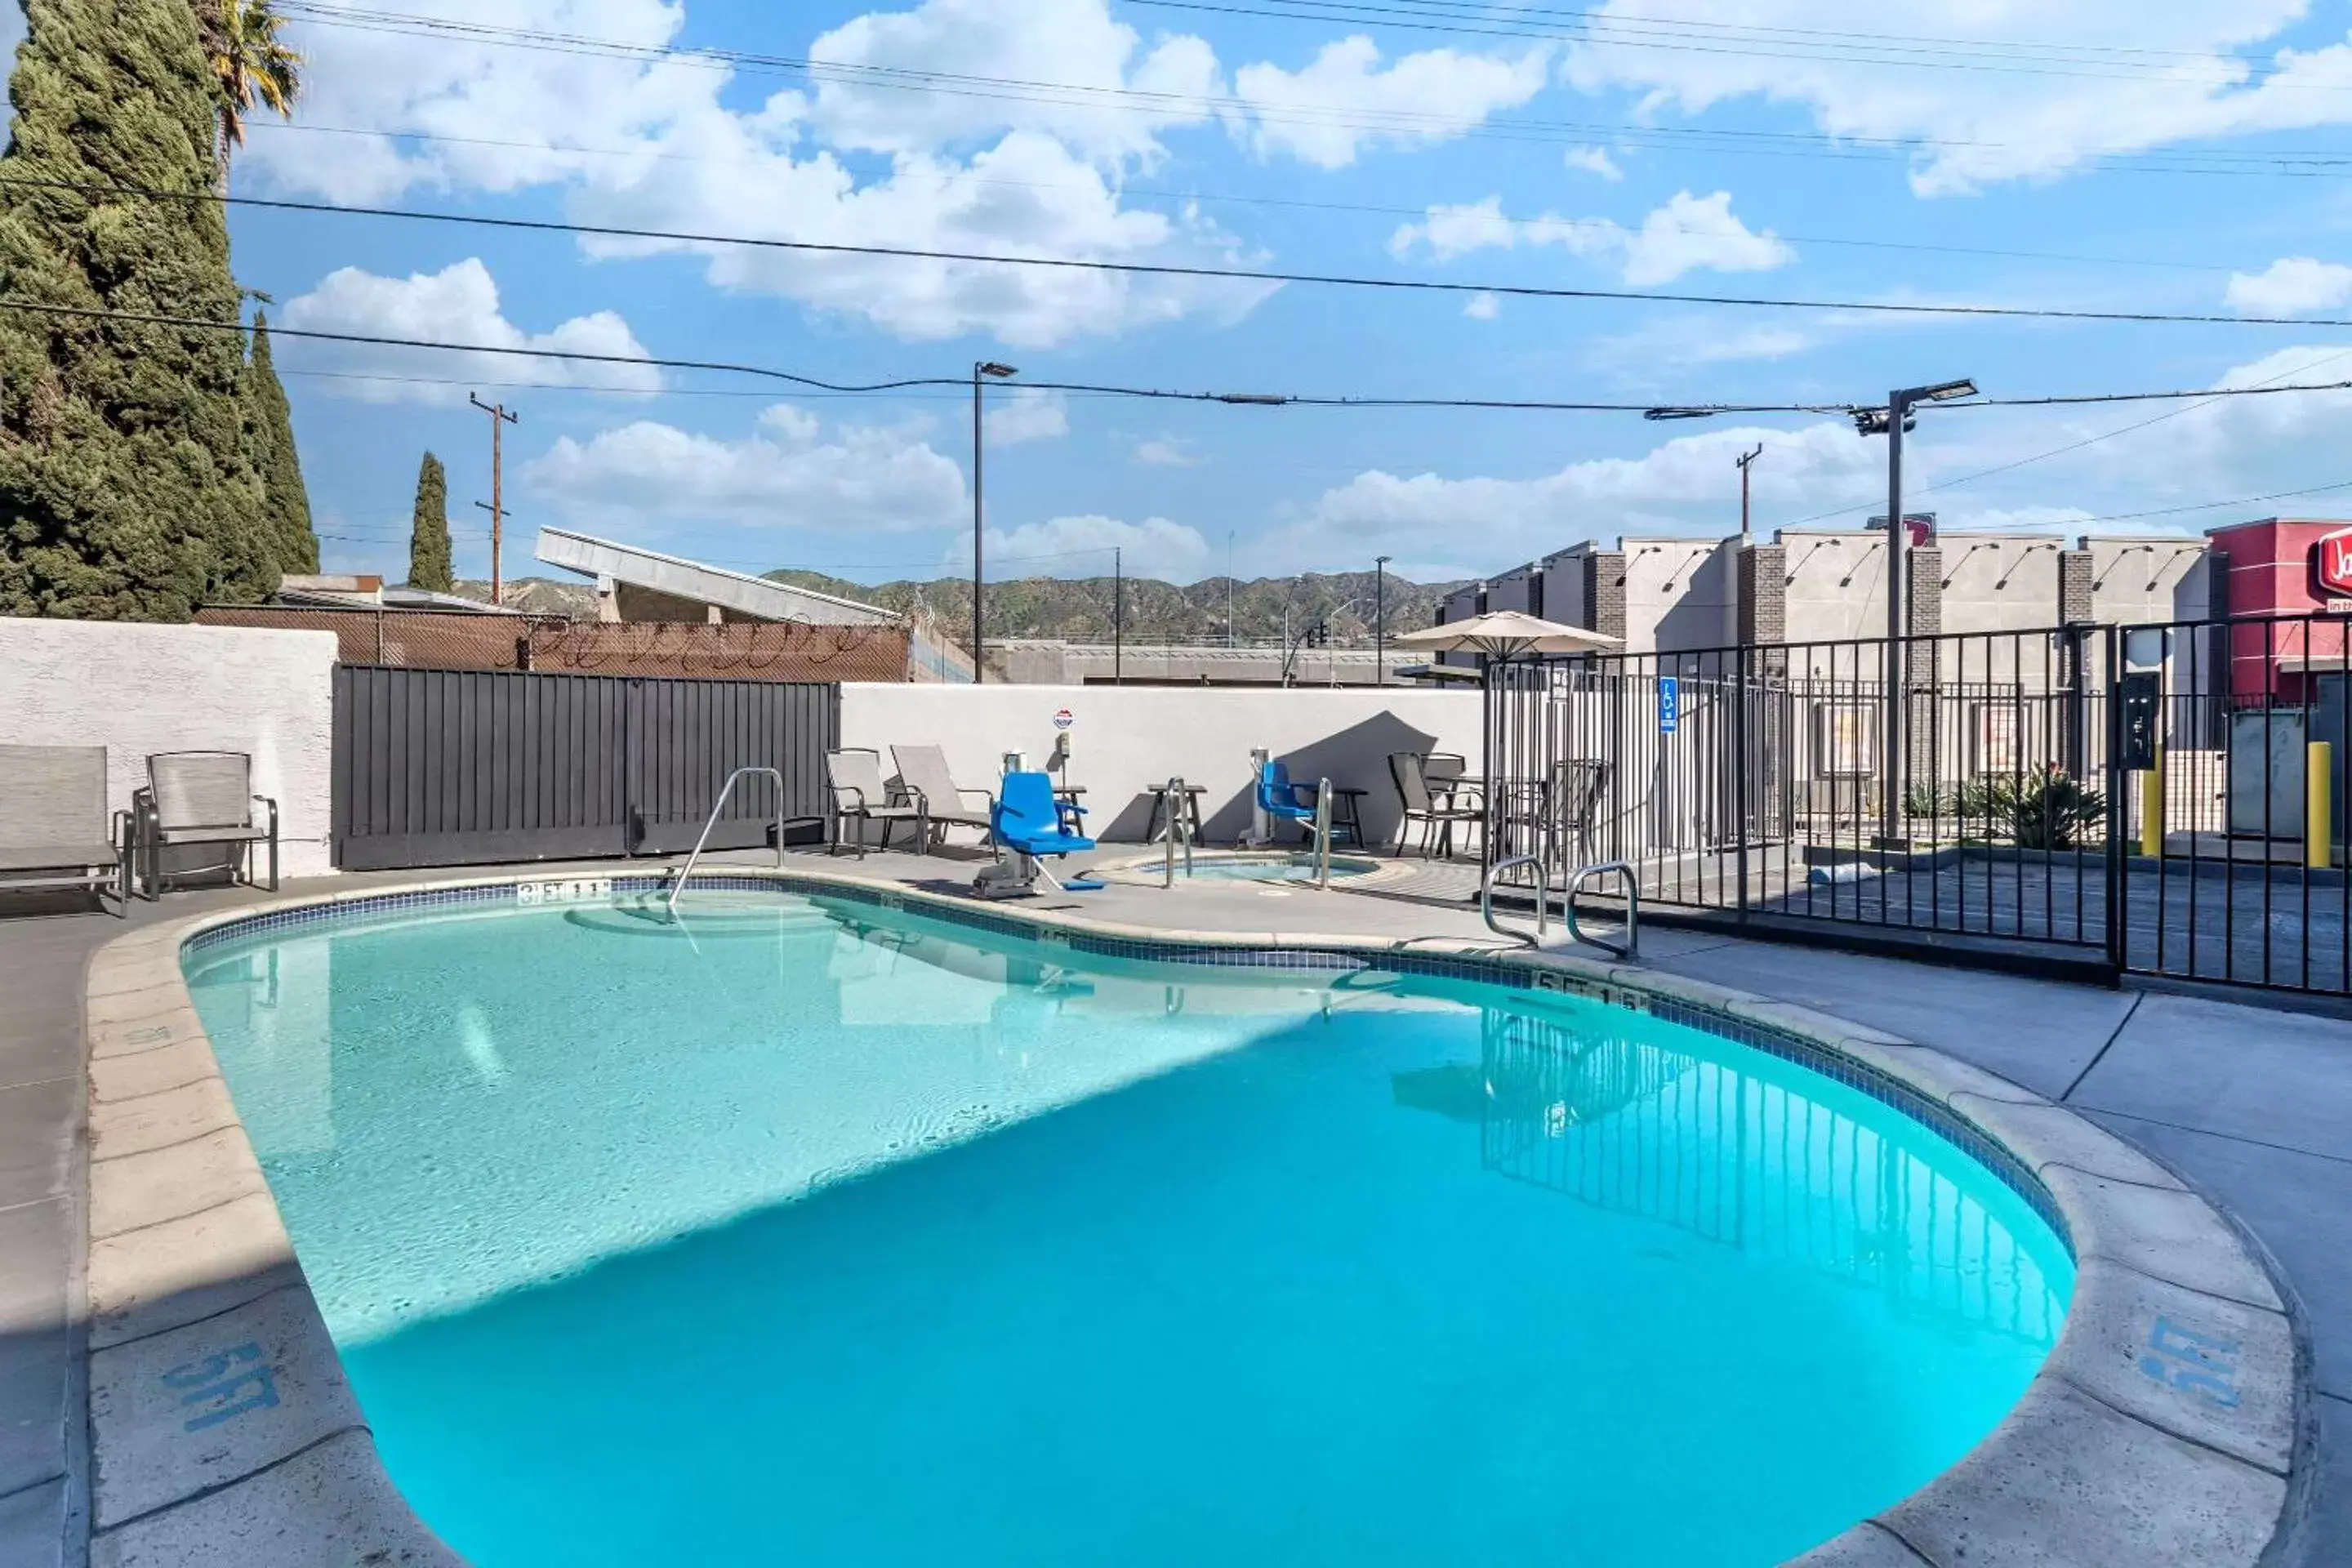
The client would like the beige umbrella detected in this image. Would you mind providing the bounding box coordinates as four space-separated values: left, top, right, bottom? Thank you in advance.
1390 610 1623 661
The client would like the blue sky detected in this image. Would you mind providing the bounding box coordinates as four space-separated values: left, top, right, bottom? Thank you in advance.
16 0 2352 587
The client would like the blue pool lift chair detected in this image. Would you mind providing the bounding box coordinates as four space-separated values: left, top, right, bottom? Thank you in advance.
1257 759 1325 853
973 771 1103 898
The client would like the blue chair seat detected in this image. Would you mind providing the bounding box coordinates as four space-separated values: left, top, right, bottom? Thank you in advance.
993 772 1097 856
1258 760 1317 824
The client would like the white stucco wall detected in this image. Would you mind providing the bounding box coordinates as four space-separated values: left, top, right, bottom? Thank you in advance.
839 684 1485 845
0 617 338 876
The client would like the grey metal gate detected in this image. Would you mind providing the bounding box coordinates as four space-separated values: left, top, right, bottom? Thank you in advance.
332 666 837 871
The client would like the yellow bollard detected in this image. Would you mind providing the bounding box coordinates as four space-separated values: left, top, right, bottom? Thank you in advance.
2140 746 2163 860
2309 742 2333 871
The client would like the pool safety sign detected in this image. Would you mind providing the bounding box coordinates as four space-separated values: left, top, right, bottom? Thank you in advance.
1052 708 1075 730
1657 677 1680 735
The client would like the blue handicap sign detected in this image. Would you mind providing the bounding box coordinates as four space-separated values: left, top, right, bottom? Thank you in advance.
1658 676 1680 734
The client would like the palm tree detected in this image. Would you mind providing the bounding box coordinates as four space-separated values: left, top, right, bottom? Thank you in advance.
197 0 303 188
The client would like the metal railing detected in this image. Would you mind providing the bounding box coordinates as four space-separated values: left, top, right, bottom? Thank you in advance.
666 766 786 917
1563 861 1639 960
1160 776 1193 887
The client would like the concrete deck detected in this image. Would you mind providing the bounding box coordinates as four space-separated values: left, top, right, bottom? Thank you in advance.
2 846 2343 1564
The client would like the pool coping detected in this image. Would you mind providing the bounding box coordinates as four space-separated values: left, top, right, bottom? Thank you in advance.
75 866 2315 1568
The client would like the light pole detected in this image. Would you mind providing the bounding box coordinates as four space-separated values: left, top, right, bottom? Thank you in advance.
1374 555 1391 685
1112 546 1122 685
970 360 1017 684
1853 376 1977 843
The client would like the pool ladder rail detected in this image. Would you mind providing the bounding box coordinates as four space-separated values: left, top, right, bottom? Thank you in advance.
1481 856 1640 960
666 766 788 918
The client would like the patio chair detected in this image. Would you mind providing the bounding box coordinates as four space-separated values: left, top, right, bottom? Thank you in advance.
826 748 926 858
131 751 278 899
973 771 1101 898
1389 751 1483 859
889 744 994 847
0 745 127 915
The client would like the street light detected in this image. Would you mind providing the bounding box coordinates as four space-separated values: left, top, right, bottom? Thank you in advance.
1855 375 1978 842
971 360 1018 683
1374 555 1392 686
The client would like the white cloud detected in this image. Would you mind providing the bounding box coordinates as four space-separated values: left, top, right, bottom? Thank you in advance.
1390 190 1793 286
2226 257 2352 317
1260 341 2352 577
247 0 1275 349
1233 36 1551 168
978 514 1213 580
1561 2 2352 196
523 403 968 532
279 259 661 403
987 388 1069 445
1462 291 1503 320
805 0 1220 165
1619 191 1795 287
1563 145 1623 180
1134 436 1205 466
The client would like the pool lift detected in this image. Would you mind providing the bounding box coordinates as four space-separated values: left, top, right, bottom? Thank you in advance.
1479 760 1640 959
973 768 1103 899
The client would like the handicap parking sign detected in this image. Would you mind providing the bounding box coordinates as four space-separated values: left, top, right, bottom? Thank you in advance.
1658 676 1680 734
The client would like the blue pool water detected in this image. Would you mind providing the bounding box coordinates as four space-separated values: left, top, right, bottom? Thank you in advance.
1144 853 1378 882
185 892 2070 1567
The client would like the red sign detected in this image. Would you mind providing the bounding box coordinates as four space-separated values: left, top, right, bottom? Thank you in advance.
2317 528 2352 597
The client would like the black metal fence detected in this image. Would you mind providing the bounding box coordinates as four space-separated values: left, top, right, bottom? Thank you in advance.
333 666 837 871
1486 614 2352 998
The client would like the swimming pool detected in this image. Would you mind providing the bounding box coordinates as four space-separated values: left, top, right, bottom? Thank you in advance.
184 886 2071 1567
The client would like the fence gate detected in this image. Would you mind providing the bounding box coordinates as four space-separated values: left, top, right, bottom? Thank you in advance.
332 666 838 871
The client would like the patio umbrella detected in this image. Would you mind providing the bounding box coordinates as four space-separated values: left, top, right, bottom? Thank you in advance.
1388 610 1623 661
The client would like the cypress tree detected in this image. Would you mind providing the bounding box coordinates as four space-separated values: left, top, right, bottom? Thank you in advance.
407 450 451 592
243 309 314 572
0 0 271 619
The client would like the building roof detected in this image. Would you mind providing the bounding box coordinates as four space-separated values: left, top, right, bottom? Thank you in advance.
535 526 898 626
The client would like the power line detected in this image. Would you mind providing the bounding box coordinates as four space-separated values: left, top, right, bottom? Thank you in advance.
235 122 2255 272
20 172 2352 331
16 292 2352 421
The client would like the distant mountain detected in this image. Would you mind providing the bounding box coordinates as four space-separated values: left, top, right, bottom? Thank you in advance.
762 568 1467 647
461 568 1469 651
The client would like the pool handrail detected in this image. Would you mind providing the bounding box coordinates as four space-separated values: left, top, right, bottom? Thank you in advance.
1160 777 1193 888
666 765 786 917
1481 854 1548 946
1563 860 1640 960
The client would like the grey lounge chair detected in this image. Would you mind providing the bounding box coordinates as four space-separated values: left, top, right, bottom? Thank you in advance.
889 744 993 846
826 748 926 858
0 744 127 915
133 751 278 898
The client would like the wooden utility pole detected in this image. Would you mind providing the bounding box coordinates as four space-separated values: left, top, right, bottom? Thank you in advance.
1735 443 1763 541
469 393 519 604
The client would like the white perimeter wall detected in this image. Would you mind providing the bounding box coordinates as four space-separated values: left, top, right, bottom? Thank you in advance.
840 684 1485 844
0 617 338 875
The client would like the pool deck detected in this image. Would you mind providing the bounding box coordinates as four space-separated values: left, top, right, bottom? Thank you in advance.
0 844 2343 1565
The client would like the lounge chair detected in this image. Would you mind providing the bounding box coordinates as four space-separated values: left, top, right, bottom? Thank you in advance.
132 751 278 898
889 744 994 847
0 744 127 915
973 771 1099 898
826 748 926 858
1389 751 1483 858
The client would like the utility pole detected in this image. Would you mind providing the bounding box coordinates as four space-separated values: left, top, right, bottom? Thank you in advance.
468 393 517 604
1853 376 1977 844
1227 531 1236 648
970 361 1017 684
1374 555 1391 686
1735 444 1763 542
1112 546 1123 684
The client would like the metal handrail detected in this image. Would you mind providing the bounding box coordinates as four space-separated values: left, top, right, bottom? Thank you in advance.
1481 854 1548 946
1161 776 1192 887
1564 860 1640 960
666 766 786 917
1314 777 1332 889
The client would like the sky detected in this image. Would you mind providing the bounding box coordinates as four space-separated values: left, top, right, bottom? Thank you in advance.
13 0 2352 590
